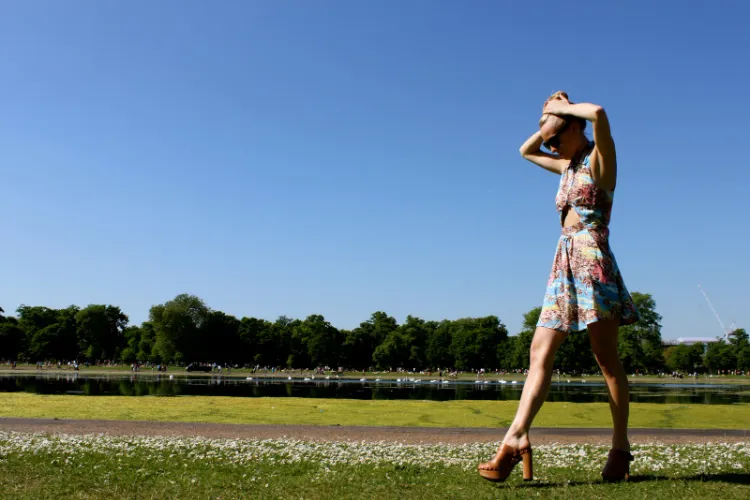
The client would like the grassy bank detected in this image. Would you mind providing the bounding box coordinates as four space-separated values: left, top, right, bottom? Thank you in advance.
1 393 749 429
0 431 747 499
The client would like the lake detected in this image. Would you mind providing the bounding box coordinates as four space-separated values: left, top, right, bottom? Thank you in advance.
1 373 748 404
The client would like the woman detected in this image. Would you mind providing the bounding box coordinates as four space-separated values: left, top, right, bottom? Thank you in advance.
478 92 639 483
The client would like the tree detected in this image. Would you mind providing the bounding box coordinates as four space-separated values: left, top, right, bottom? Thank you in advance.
344 312 398 370
555 330 597 374
120 325 141 363
449 316 508 370
287 315 342 368
665 343 704 373
19 305 80 361
374 315 433 370
618 292 664 373
729 328 749 371
138 322 157 363
730 328 748 345
0 320 26 361
704 341 736 373
398 315 434 369
500 335 517 369
76 305 129 361
373 330 410 370
198 311 242 365
0 307 26 361
2 290 680 372
294 314 341 368
274 316 301 367
426 320 453 369
238 317 276 366
507 307 541 370
16 306 59 339
150 294 210 363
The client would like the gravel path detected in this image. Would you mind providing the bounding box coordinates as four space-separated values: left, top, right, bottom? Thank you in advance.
1 417 747 445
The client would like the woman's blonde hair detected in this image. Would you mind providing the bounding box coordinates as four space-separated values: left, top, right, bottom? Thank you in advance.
539 91 586 131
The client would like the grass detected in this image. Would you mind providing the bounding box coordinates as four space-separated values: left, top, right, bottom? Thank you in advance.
1 393 749 429
0 431 747 499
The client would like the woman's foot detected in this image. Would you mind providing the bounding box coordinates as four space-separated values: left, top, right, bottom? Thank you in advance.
477 432 533 482
601 448 634 482
501 430 531 452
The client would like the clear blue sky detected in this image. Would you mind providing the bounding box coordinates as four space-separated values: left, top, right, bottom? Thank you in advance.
1 1 747 340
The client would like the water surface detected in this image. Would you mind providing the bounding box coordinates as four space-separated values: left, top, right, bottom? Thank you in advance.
1 373 747 404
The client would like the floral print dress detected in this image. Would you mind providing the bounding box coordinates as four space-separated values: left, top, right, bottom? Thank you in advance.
536 142 639 333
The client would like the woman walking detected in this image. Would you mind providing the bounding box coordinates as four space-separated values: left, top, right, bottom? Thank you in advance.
478 92 639 482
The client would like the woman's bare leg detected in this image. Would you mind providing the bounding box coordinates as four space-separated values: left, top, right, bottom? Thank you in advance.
588 318 630 452
502 327 568 449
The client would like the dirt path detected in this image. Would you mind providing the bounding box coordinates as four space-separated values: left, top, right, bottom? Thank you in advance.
1 417 747 445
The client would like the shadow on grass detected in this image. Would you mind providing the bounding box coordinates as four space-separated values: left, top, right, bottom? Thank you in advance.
504 473 750 488
628 473 749 484
676 473 748 484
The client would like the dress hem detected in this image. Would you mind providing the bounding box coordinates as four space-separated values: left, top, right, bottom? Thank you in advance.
536 308 639 334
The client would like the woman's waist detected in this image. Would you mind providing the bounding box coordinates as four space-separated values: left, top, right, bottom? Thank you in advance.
561 222 610 237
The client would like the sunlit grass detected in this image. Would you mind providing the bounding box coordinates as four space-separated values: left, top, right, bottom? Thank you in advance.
1 393 748 429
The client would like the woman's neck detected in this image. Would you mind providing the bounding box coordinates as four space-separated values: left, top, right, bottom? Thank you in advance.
570 138 591 163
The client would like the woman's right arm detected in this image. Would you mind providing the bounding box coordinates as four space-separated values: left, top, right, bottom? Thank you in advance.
519 131 567 174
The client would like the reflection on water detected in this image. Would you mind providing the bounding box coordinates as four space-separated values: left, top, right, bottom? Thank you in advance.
0 373 747 404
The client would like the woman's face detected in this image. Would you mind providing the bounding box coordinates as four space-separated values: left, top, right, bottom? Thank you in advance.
540 116 576 159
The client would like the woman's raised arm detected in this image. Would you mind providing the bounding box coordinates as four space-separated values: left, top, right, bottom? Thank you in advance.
543 100 617 190
519 130 568 175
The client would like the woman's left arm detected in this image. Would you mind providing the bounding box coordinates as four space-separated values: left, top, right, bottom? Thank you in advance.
544 101 617 190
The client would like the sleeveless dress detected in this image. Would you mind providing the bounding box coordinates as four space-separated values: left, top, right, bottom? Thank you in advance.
536 141 639 333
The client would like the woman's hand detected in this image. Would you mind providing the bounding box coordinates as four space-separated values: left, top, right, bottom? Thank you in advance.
547 99 616 190
542 98 571 116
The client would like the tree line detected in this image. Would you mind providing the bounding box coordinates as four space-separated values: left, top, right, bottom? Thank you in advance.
0 292 747 374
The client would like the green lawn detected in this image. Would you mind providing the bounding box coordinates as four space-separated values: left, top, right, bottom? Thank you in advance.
0 431 747 499
1 393 749 429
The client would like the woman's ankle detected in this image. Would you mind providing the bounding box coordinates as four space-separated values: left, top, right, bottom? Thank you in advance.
503 427 530 449
612 435 630 452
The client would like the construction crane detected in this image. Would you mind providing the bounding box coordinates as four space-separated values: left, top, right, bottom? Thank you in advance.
698 285 736 340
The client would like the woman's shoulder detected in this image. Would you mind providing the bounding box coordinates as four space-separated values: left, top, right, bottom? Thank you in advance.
582 141 596 164
567 142 596 171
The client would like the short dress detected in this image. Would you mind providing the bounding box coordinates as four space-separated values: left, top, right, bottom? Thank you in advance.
536 141 639 333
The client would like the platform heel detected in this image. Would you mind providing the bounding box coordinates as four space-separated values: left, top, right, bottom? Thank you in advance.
478 444 534 482
601 449 634 482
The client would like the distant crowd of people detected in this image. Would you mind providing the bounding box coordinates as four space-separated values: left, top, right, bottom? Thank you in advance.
1 359 747 378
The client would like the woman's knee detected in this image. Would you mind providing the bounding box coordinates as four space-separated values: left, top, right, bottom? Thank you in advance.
590 338 623 376
529 327 566 369
588 320 621 368
594 351 622 377
528 340 545 368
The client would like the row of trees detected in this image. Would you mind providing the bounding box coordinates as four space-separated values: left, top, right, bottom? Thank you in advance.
665 338 750 374
0 293 747 374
